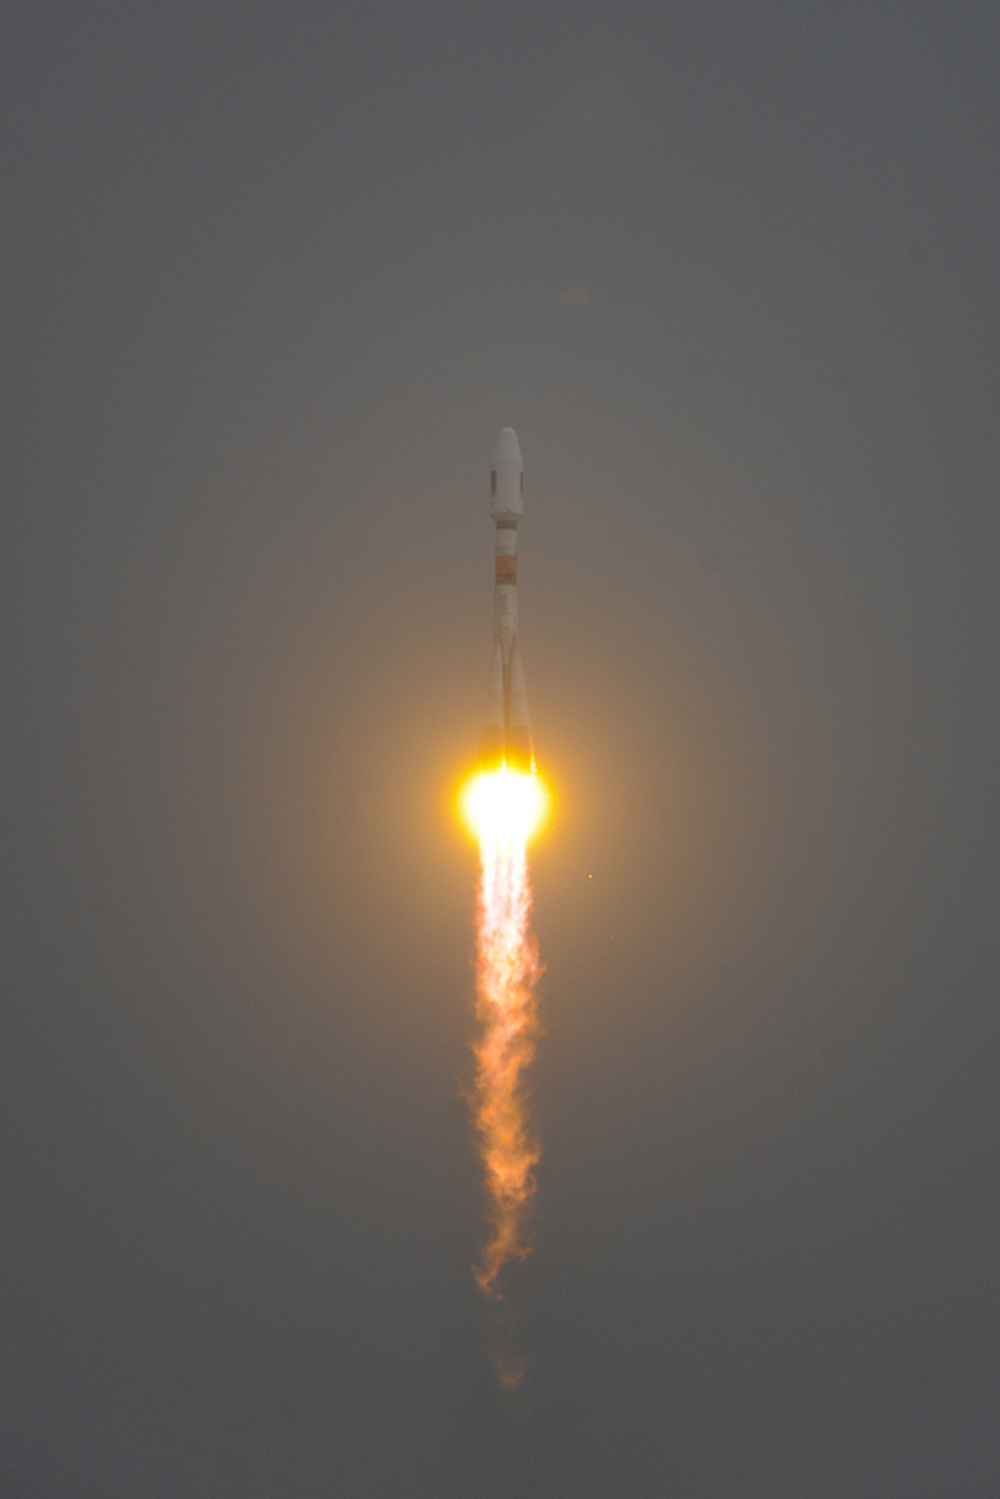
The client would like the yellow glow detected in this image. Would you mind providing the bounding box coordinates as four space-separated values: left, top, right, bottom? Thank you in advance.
459 765 550 846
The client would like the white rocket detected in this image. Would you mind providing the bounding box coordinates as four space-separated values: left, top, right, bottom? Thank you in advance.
481 428 533 772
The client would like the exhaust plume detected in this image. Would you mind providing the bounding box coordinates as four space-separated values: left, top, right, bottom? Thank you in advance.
463 768 546 1304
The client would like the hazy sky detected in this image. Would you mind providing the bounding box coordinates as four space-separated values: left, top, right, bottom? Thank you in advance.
4 2 1000 1494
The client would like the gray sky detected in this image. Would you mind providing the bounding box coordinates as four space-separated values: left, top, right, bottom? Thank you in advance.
3 2 1000 1494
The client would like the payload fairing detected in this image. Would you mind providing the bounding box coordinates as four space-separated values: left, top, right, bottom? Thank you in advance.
481 428 533 773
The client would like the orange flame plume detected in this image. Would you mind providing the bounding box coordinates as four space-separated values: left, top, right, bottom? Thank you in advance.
460 767 548 1300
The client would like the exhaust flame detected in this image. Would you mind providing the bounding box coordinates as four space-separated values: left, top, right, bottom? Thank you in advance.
461 767 547 1302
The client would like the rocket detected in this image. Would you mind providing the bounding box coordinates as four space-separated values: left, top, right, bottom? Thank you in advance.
481 428 533 773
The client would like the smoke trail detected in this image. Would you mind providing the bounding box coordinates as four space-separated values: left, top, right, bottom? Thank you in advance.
471 813 542 1302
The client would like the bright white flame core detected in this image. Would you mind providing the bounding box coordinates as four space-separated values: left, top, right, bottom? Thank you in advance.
460 766 549 847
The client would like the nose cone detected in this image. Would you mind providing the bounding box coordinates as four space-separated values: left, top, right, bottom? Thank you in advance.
489 427 524 519
493 427 523 470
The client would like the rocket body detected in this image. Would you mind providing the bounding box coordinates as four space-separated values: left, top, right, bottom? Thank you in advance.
482 428 532 772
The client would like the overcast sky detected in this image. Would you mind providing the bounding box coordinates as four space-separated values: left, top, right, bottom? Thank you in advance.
3 2 1000 1495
